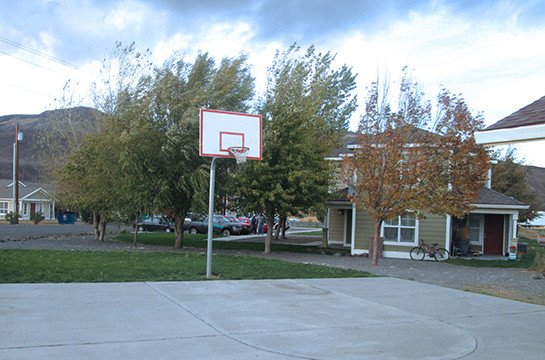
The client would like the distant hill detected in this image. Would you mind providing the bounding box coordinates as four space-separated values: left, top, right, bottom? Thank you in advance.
0 107 99 181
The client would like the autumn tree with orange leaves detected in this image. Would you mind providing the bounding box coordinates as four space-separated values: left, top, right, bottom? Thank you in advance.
342 70 489 265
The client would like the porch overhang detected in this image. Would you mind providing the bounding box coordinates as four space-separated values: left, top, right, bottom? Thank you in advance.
471 204 529 211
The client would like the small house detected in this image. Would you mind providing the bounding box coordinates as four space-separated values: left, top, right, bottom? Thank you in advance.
0 179 56 220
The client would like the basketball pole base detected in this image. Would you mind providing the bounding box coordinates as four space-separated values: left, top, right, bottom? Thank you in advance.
206 157 217 278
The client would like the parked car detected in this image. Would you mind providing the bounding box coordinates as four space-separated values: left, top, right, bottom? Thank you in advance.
225 216 252 234
238 217 256 233
187 215 243 236
263 218 291 233
135 216 174 232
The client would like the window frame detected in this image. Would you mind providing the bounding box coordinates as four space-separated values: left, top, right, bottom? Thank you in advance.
0 201 8 215
381 214 419 246
467 213 484 245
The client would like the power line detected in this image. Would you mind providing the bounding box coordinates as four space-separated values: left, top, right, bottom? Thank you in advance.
0 49 71 76
0 35 80 70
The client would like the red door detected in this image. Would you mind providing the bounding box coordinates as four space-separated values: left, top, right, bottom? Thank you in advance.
30 203 36 214
484 214 504 255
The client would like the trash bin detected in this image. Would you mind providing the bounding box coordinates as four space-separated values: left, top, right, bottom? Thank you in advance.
517 242 528 255
456 239 470 256
58 212 76 225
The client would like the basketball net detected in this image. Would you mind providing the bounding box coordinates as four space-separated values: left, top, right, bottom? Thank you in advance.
228 146 250 164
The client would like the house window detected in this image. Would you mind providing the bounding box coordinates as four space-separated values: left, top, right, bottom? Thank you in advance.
468 214 483 244
0 202 8 215
382 214 418 244
38 203 43 213
23 203 28 215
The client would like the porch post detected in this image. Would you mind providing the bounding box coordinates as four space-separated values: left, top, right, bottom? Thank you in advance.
351 203 356 254
445 215 452 253
512 213 519 239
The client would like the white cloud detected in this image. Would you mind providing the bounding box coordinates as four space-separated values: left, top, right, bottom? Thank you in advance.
1 0 544 166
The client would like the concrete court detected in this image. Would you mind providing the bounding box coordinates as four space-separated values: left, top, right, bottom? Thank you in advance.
1 278 544 360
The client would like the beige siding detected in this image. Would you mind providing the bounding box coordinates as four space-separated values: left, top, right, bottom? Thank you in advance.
354 209 375 250
353 211 447 251
418 215 448 248
326 204 448 253
327 207 346 243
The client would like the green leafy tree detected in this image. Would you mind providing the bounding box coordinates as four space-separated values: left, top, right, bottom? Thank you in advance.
54 42 154 241
492 149 542 222
144 53 254 248
235 44 357 253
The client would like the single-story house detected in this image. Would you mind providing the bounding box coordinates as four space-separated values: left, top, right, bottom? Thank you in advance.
0 179 56 220
324 133 529 258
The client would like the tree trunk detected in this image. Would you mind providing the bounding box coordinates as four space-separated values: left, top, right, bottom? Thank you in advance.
93 212 104 242
93 212 99 241
280 216 287 239
174 216 184 249
98 215 107 242
371 220 382 266
273 218 281 240
264 214 274 254
133 216 139 246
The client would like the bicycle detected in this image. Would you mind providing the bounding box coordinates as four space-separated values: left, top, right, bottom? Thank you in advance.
410 239 450 261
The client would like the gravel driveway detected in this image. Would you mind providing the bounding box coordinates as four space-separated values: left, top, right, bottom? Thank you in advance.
1 234 544 306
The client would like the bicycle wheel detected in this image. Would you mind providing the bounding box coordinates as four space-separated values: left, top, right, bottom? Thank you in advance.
434 248 450 261
410 247 425 260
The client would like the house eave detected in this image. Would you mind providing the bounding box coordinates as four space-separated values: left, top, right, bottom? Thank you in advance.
474 123 545 146
326 200 351 206
471 203 529 210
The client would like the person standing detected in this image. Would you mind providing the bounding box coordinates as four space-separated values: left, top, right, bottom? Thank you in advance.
257 213 265 235
251 215 257 234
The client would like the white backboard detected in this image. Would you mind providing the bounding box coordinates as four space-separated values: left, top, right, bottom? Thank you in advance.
200 109 262 160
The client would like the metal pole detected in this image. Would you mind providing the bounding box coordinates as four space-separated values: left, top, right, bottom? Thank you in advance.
206 157 218 278
12 122 19 223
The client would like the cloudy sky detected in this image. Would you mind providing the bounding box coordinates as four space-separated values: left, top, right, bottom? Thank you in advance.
1 0 544 166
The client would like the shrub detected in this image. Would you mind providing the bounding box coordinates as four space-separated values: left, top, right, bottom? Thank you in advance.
30 211 45 225
4 211 21 224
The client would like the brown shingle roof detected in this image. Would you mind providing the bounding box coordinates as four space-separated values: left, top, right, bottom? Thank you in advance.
486 95 545 131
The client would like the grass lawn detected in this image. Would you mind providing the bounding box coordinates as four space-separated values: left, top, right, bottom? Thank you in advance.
292 230 323 236
0 249 373 283
115 232 350 255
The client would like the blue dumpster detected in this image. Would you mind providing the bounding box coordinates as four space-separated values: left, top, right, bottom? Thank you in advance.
58 212 76 224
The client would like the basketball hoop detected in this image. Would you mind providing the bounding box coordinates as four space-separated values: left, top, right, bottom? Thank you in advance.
228 146 250 164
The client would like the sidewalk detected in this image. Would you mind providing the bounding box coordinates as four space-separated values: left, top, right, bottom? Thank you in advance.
1 277 544 359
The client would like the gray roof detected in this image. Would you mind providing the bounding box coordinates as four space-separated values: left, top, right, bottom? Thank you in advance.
485 95 545 131
0 179 55 199
328 132 357 157
474 187 527 207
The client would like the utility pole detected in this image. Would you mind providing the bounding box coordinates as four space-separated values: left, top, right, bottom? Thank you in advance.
12 122 22 224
